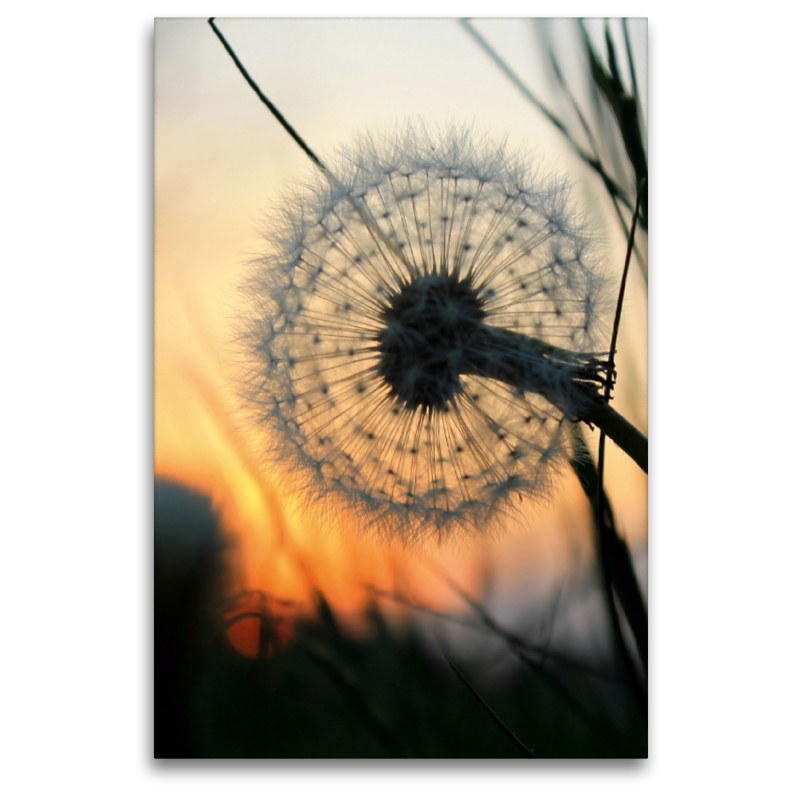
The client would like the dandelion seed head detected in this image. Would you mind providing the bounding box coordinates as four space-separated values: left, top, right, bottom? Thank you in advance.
240 123 608 546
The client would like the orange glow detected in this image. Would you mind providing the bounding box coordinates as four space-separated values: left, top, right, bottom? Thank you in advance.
155 339 645 623
154 18 647 631
154 232 646 622
222 590 295 659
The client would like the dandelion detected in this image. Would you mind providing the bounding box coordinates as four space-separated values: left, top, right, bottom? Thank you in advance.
241 123 633 544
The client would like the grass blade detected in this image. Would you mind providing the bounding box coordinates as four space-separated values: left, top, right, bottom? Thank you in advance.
460 18 637 222
444 657 535 758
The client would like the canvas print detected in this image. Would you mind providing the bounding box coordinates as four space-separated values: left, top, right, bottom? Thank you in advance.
154 17 648 758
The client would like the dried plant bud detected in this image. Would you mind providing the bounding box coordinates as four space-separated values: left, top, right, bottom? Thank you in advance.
240 123 609 545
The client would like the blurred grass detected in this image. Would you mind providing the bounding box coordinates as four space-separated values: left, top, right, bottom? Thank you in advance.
156 479 647 758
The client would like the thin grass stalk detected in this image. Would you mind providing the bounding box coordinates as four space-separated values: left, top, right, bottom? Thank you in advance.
444 656 536 758
439 574 631 754
585 184 647 714
461 18 640 226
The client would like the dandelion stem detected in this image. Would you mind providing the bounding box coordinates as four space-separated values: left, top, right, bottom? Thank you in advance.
463 324 648 473
584 402 648 474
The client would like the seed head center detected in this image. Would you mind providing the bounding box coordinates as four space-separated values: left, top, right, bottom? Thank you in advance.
376 272 486 411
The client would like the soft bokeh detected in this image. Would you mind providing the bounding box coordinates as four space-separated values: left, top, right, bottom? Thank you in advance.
154 18 647 634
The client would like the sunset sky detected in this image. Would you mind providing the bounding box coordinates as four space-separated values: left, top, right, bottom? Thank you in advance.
154 18 648 623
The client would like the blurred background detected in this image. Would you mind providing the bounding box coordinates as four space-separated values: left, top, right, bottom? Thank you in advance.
154 17 647 757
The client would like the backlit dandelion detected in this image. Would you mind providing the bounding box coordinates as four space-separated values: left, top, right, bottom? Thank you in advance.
241 124 617 544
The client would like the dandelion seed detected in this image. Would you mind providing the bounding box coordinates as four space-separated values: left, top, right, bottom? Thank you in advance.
240 123 611 545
